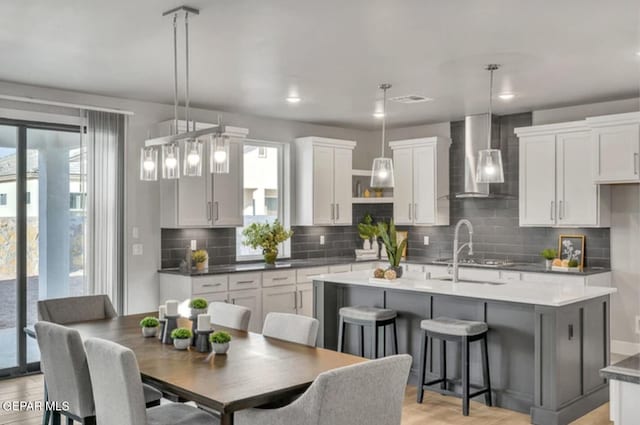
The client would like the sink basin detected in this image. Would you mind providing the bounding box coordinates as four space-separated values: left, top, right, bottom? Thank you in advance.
431 276 506 285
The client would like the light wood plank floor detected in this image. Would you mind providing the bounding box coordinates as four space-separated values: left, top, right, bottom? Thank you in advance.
0 374 612 425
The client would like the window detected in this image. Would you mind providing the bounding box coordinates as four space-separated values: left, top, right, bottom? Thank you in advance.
25 191 30 204
0 193 6 206
70 192 86 210
236 142 286 260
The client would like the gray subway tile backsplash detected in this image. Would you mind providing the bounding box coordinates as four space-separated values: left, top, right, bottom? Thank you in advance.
161 112 610 269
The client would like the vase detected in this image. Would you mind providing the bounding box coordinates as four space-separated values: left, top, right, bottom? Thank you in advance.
263 249 278 265
173 338 191 350
363 239 371 250
195 262 207 271
371 239 380 257
212 342 230 354
389 265 403 278
141 327 157 338
545 259 553 271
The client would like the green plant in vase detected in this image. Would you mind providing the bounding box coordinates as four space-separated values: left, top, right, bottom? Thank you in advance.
170 327 193 350
139 316 160 337
242 220 293 265
189 297 208 316
541 248 557 270
191 249 208 271
357 213 379 250
209 330 232 354
377 219 407 278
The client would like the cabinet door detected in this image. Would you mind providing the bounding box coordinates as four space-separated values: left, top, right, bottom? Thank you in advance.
413 145 437 225
312 146 335 225
555 308 582 406
262 285 297 320
592 124 640 183
177 153 212 227
519 135 557 226
228 289 262 333
296 283 313 317
212 141 243 227
333 148 352 225
557 131 598 226
393 148 414 225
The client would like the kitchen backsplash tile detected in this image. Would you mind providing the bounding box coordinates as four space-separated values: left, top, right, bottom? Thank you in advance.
161 112 611 268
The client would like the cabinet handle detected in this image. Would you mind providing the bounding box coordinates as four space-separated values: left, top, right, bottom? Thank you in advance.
635 153 639 175
202 283 221 287
568 324 574 340
550 201 555 221
236 280 254 284
559 200 563 220
330 204 334 220
214 202 219 221
231 298 236 304
272 276 289 281
294 291 298 310
207 202 212 221
299 290 303 309
408 203 412 220
336 204 340 220
414 203 417 220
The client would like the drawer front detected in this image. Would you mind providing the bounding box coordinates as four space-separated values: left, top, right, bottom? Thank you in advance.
296 266 329 283
192 275 228 295
500 271 522 282
262 270 297 287
229 272 261 291
328 264 351 273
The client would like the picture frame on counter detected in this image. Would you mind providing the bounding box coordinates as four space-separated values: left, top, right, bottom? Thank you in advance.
558 234 585 270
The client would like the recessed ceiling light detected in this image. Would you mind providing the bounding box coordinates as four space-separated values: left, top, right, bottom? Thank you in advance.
498 93 515 100
286 96 301 103
373 111 385 119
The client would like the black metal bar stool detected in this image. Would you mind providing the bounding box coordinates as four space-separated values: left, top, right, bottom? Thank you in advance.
337 306 398 359
417 316 492 416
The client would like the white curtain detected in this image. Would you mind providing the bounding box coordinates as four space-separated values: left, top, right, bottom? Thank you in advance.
85 111 125 312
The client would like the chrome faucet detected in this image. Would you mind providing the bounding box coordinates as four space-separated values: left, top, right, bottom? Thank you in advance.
452 219 474 283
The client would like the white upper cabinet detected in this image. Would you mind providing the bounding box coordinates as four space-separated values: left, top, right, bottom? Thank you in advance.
390 137 450 226
516 123 610 228
294 137 356 226
587 112 640 184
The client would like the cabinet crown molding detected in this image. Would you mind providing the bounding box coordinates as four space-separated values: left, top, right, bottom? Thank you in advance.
294 137 356 149
515 121 588 137
388 136 451 149
586 111 640 127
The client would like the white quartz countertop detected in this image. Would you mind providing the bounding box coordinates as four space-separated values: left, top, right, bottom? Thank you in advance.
313 271 616 307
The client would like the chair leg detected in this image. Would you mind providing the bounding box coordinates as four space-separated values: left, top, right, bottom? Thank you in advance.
417 330 428 404
481 334 492 407
66 416 73 425
461 336 470 416
393 320 399 355
440 339 447 391
51 412 61 425
42 382 50 425
371 324 378 359
337 316 345 353
382 324 386 357
359 325 364 357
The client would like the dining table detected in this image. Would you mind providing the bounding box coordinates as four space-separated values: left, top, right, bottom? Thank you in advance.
61 312 366 425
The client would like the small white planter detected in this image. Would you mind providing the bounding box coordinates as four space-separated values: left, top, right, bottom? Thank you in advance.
173 338 191 350
142 327 158 338
212 342 229 354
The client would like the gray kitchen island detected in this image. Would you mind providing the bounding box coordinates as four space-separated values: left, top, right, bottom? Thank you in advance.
312 271 616 425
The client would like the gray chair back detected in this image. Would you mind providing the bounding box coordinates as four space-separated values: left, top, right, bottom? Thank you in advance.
262 312 319 346
34 321 95 418
38 295 117 324
208 301 252 331
84 337 147 425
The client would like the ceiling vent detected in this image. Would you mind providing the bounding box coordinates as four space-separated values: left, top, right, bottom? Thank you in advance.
389 94 433 104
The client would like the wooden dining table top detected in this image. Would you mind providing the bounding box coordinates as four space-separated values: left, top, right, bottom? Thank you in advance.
64 313 366 417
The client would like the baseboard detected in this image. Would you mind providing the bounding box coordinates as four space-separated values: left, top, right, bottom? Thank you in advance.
611 339 640 356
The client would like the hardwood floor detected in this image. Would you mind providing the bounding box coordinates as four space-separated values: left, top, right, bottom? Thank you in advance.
0 374 612 425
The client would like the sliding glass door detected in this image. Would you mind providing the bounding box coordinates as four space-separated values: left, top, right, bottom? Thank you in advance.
0 119 83 376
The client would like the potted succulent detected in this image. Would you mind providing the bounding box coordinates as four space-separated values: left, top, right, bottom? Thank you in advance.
171 328 193 350
139 316 160 337
377 220 407 279
192 249 208 271
189 298 208 317
357 213 379 251
242 219 293 265
541 248 557 270
209 330 232 354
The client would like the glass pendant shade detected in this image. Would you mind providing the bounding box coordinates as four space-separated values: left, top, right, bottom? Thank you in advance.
140 147 158 181
162 143 180 179
370 157 395 188
476 149 504 183
183 139 203 176
210 134 230 174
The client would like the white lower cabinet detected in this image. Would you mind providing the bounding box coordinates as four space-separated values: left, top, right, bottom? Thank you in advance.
262 285 298 318
297 283 313 317
228 289 262 333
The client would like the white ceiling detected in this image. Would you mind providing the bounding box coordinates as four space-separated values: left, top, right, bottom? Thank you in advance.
0 0 639 129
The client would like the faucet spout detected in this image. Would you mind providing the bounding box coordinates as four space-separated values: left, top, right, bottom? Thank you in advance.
452 219 474 283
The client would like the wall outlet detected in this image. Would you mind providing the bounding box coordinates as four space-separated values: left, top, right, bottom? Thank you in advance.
636 316 640 335
132 244 143 256
424 236 430 245
190 240 197 251
320 235 325 245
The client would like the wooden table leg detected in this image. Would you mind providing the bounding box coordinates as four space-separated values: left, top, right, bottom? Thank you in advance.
220 412 234 425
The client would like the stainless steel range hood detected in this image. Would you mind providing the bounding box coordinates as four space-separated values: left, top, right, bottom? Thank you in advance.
454 114 513 199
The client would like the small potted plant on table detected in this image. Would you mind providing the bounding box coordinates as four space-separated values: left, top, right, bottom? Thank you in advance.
189 298 208 317
376 220 407 279
210 330 232 354
139 316 160 337
242 220 293 265
192 249 208 271
541 248 557 270
171 328 193 350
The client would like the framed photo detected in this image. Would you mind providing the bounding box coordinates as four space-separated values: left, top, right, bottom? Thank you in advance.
396 231 408 258
558 235 585 270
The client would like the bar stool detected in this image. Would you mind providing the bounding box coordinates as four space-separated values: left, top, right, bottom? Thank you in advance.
337 306 398 358
417 316 492 416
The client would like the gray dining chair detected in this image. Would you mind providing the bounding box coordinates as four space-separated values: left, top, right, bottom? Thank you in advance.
37 295 118 324
235 354 412 425
262 313 319 347
84 337 217 425
207 302 251 331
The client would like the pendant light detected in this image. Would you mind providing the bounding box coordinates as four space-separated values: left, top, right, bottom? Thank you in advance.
476 64 505 184
210 133 230 174
370 83 394 188
140 147 158 181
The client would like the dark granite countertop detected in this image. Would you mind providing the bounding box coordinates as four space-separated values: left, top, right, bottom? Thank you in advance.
601 354 640 384
158 256 610 277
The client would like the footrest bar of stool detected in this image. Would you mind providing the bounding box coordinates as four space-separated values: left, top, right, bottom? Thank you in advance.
423 378 447 386
469 388 490 398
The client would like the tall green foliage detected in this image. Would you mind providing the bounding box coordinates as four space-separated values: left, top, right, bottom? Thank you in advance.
377 220 407 267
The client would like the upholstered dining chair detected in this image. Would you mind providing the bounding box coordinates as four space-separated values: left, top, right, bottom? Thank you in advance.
207 302 252 331
84 337 217 425
37 295 118 324
262 312 319 346
235 354 412 425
